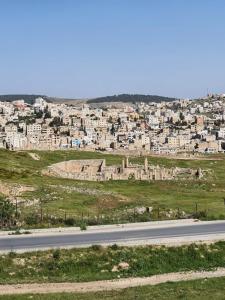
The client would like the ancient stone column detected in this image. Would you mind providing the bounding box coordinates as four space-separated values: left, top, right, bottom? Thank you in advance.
121 159 125 173
125 157 129 168
144 157 148 172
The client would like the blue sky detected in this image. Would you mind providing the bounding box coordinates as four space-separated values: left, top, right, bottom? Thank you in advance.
0 0 225 99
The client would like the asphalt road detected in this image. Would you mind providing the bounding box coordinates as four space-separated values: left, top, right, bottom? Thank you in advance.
1 222 225 251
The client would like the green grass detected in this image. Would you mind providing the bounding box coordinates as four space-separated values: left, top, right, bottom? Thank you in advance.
1 149 225 226
1 242 225 284
2 277 225 299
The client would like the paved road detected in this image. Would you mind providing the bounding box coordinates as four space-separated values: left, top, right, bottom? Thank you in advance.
1 222 225 251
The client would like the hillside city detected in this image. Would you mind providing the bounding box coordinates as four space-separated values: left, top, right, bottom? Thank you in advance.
3 0 225 298
1 94 225 154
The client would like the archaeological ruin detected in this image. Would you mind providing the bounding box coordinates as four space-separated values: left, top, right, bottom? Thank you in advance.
44 157 203 181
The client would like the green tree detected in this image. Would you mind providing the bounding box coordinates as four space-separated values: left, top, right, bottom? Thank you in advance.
0 196 16 226
49 117 63 127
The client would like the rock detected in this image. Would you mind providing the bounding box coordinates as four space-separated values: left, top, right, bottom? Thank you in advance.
135 207 146 214
28 153 40 160
13 258 25 266
146 207 153 213
126 207 146 214
112 265 119 272
118 262 129 270
165 209 174 218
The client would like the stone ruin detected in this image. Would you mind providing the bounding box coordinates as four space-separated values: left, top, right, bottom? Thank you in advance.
44 157 203 182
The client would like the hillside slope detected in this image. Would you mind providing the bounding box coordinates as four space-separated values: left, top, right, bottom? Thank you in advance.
87 94 177 104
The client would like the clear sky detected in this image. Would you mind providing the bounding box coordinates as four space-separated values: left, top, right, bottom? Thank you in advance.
0 0 225 99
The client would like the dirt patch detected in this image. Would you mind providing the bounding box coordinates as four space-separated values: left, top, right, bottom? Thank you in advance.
50 184 129 204
51 184 117 197
0 181 35 200
1 268 225 295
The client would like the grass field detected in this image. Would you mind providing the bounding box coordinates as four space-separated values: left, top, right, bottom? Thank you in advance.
1 242 225 284
1 149 225 227
1 277 225 300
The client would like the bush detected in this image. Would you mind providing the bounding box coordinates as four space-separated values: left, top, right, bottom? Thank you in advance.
8 251 16 258
193 210 207 219
64 218 76 226
110 244 119 251
25 214 39 226
79 222 87 231
86 219 99 226
218 214 225 220
11 230 22 235
91 245 102 251
52 249 61 260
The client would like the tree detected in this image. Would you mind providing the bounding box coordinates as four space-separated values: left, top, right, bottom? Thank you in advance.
49 117 63 127
44 111 51 119
35 110 43 118
194 143 199 149
110 124 115 135
108 116 113 123
180 112 185 121
0 196 16 227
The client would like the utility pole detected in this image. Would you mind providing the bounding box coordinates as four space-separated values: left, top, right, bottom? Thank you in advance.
0 202 4 228
15 198 18 218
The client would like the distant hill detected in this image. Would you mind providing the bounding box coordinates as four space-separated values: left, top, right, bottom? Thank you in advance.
0 93 178 105
87 94 177 104
0 94 85 105
0 94 50 104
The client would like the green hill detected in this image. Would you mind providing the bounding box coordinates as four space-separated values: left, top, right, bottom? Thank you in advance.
87 94 177 104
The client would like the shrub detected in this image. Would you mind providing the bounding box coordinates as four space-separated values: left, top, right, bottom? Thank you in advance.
193 210 207 219
52 249 61 260
64 218 76 226
79 222 87 231
12 230 22 235
218 214 225 220
25 214 39 225
91 245 102 251
8 251 16 258
110 244 119 251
